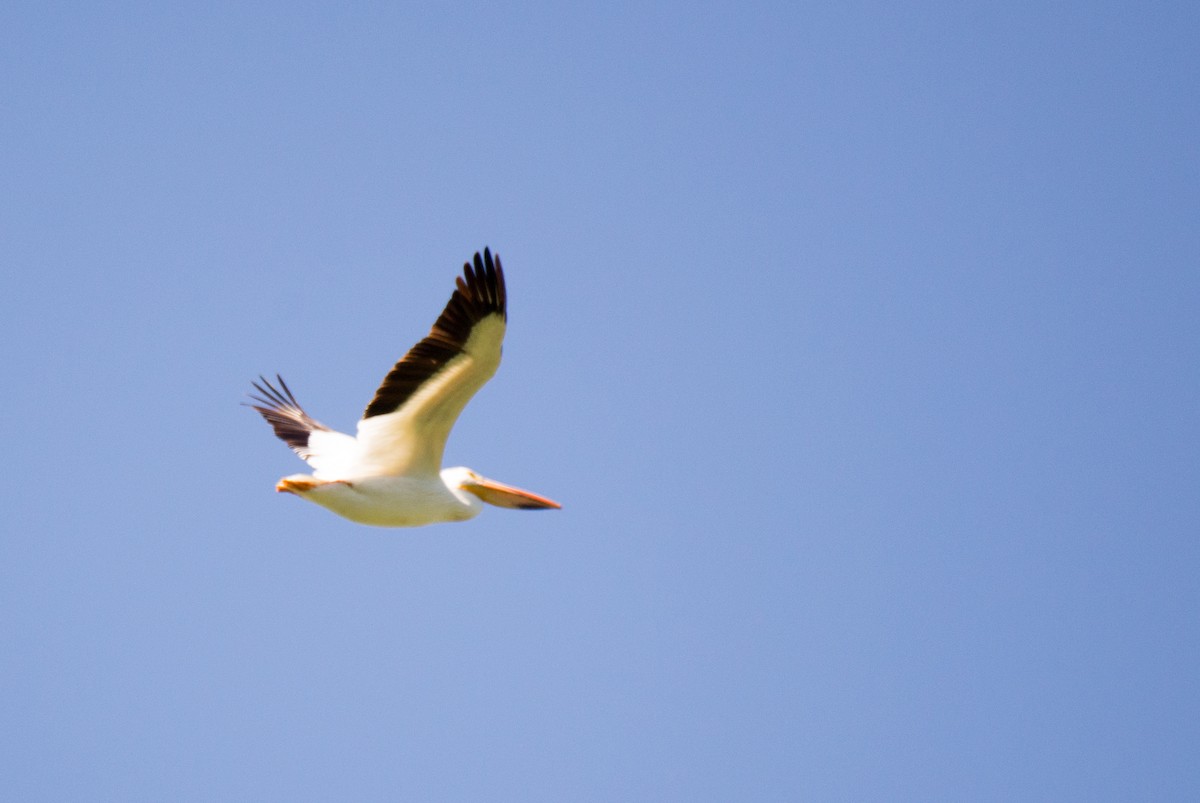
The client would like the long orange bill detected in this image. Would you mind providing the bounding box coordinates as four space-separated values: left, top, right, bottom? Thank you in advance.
464 477 562 510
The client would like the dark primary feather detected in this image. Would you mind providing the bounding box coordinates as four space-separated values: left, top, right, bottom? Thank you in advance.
361 248 506 420
247 374 330 457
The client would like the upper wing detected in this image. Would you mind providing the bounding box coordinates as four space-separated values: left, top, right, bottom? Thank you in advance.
247 375 362 478
353 248 507 477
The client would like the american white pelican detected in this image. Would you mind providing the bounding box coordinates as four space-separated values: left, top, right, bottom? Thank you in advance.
248 248 561 527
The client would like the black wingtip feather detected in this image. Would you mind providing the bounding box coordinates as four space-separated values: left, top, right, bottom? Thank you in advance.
361 248 507 420
246 374 330 455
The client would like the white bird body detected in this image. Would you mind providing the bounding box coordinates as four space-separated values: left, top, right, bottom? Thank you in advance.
248 249 560 527
274 472 481 527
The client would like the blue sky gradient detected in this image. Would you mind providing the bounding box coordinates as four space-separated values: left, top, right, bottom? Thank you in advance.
3 2 1198 800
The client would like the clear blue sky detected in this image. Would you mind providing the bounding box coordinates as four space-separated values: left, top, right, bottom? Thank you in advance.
2 2 1198 800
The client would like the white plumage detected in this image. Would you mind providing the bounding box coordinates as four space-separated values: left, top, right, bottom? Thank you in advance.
248 248 560 527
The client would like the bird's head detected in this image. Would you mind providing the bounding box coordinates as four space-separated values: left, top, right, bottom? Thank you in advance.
443 467 562 511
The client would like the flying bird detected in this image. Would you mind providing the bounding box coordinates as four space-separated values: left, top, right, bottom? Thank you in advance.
248 248 561 527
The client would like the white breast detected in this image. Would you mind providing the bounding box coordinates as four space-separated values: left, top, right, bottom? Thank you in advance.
298 475 481 527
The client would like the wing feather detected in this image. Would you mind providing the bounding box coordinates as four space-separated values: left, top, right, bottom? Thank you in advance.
246 375 360 477
354 249 507 477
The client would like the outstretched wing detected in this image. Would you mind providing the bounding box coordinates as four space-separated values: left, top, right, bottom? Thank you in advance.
247 375 360 478
353 248 507 477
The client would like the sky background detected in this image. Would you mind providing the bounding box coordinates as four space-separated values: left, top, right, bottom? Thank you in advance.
2 2 1198 800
